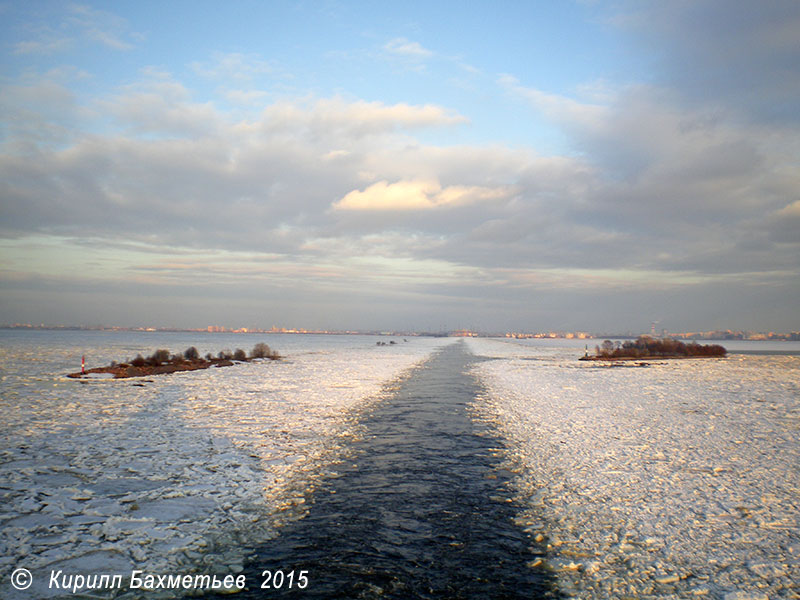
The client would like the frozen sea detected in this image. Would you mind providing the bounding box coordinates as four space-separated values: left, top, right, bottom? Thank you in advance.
466 337 800 600
0 330 451 598
1 330 798 599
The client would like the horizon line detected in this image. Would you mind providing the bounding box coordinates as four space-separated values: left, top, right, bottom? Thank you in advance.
2 323 799 341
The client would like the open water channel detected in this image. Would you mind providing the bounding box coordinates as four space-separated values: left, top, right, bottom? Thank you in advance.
222 342 560 599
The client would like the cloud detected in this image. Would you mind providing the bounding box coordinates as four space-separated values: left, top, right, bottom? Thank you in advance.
503 72 798 251
0 83 479 255
498 74 608 132
5 74 793 292
776 200 800 219
66 4 134 50
95 70 231 137
103 91 223 137
225 89 270 106
3 74 795 292
1 38 798 331
14 37 72 55
0 77 87 150
259 97 467 138
333 180 512 211
13 4 136 54
383 37 433 59
614 0 800 124
191 52 276 82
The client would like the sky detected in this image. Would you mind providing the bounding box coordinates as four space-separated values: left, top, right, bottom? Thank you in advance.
1 0 799 333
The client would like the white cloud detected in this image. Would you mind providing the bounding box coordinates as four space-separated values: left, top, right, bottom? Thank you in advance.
101 81 223 137
333 180 511 211
259 97 467 138
323 149 351 161
498 74 608 133
192 52 275 82
1 60 798 330
67 4 134 50
3 77 794 288
776 200 800 218
225 89 270 106
383 37 433 59
11 4 135 56
14 37 71 55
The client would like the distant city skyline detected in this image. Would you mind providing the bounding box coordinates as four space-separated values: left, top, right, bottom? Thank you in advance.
3 321 799 342
1 1 799 333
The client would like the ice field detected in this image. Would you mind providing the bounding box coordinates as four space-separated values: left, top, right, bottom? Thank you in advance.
467 337 799 600
0 331 449 598
1 331 798 599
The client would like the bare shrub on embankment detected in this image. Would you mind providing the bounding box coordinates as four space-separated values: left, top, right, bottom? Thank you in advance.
594 336 727 359
250 342 281 360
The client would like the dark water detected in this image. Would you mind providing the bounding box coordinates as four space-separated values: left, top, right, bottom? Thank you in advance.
224 342 560 599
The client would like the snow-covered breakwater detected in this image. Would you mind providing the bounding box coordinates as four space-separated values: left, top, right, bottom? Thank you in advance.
468 338 800 600
0 332 450 598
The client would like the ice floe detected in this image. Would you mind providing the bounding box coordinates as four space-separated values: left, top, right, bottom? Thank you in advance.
467 338 800 600
0 333 451 598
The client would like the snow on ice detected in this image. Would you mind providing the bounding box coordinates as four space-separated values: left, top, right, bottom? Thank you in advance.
0 335 450 598
467 338 800 600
